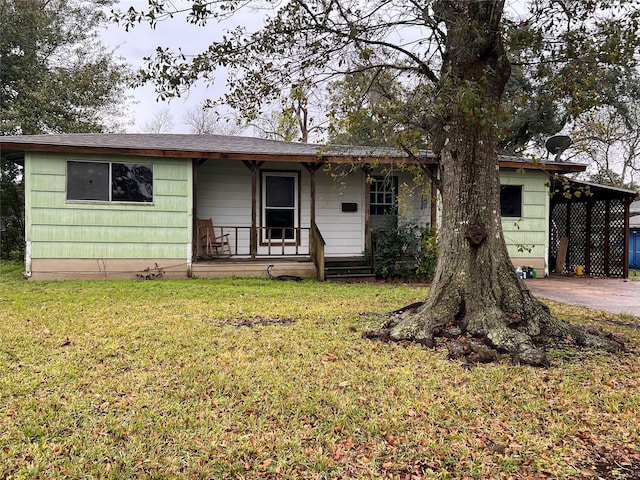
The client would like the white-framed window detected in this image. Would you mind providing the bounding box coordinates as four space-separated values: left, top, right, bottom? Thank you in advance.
370 175 398 215
66 161 153 203
261 171 299 243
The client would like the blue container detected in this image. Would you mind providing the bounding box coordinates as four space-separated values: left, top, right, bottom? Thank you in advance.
630 229 640 269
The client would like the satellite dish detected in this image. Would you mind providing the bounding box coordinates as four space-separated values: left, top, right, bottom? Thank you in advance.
545 135 572 162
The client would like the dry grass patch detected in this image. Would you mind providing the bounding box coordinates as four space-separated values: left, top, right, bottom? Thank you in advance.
1 266 639 479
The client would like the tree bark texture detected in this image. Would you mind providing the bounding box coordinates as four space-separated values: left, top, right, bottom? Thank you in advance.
374 1 624 365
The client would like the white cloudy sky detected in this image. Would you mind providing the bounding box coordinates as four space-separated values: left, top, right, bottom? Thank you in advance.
100 1 529 134
100 1 266 133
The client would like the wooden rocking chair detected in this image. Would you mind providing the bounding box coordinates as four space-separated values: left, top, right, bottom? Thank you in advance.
197 218 232 257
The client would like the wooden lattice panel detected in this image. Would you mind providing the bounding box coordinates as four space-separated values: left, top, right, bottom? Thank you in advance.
567 203 587 273
550 203 568 272
550 199 627 278
608 199 626 277
589 201 607 276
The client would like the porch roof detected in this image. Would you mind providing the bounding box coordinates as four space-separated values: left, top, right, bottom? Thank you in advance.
1 133 584 172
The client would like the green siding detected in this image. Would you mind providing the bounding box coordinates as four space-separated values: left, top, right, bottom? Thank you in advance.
156 164 189 181
156 178 190 196
30 192 189 212
31 225 186 243
29 157 66 174
30 208 187 227
25 152 192 260
500 169 550 260
30 243 187 258
30 173 65 192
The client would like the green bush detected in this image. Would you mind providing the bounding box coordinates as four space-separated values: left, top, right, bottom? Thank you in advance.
0 158 25 260
373 216 438 280
415 225 438 280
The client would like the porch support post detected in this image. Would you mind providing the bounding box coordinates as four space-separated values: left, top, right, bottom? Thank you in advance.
192 159 207 268
361 165 373 254
302 162 323 227
430 170 438 229
242 160 265 259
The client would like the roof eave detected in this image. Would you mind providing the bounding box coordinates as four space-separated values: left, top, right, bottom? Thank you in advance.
0 139 585 172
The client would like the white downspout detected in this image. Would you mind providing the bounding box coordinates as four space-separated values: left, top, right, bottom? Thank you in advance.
25 241 32 278
186 242 193 277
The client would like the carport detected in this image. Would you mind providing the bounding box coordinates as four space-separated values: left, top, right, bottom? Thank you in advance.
549 178 637 278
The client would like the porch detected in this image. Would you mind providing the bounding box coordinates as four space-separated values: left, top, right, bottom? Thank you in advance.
191 257 318 280
191 255 376 282
193 222 381 281
193 156 434 281
193 222 328 280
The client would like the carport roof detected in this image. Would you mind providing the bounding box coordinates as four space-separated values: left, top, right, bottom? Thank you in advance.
551 177 637 202
1 133 586 172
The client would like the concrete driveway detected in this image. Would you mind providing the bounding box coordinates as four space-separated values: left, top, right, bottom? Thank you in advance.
525 275 640 317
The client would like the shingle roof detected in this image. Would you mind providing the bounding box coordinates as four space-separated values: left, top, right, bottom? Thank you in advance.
0 133 585 172
0 133 421 162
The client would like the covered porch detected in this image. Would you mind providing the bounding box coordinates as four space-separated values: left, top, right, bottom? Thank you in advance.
191 154 437 281
193 221 327 280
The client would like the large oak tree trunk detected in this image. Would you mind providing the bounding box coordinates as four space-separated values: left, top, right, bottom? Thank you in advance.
373 1 624 365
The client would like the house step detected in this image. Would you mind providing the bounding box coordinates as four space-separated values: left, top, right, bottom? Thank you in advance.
324 257 375 282
325 265 374 275
325 272 377 283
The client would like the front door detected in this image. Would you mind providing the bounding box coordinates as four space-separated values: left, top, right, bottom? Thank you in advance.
261 171 300 244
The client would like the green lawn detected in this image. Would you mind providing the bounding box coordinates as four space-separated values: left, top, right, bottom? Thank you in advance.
1 262 639 479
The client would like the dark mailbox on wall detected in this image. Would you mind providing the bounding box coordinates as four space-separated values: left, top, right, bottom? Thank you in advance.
341 203 358 212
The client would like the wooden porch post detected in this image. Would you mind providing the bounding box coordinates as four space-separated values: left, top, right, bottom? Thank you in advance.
302 162 323 227
192 159 207 265
242 160 264 259
362 165 373 254
303 162 325 280
430 174 438 230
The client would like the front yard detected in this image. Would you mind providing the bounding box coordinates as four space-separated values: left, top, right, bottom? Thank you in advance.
1 262 639 479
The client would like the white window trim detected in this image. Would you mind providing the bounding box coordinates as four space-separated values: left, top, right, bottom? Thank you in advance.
370 175 398 216
261 171 299 244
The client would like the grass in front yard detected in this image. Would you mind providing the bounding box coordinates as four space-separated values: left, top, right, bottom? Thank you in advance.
1 266 639 479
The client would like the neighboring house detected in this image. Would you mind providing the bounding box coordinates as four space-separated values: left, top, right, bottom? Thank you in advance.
0 134 633 280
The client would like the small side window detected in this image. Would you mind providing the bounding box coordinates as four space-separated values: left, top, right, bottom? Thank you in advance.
500 185 522 217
